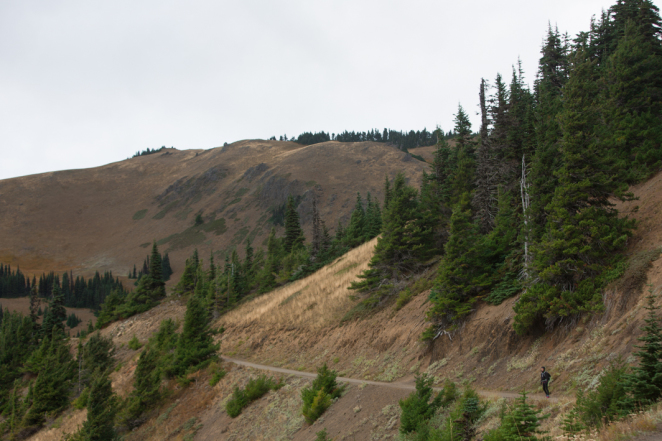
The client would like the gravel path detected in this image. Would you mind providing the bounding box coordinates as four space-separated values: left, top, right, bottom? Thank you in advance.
223 356 561 402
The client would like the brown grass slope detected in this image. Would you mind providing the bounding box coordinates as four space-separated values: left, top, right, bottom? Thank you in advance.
0 140 426 281
22 170 662 440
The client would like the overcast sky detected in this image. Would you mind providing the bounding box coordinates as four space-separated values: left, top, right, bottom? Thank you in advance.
1 0 652 180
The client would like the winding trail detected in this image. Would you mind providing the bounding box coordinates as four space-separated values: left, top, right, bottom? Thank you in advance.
223 356 563 402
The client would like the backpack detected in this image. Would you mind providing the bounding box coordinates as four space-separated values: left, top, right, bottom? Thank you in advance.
543 371 551 382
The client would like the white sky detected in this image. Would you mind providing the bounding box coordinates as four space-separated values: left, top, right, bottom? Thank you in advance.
1 0 653 180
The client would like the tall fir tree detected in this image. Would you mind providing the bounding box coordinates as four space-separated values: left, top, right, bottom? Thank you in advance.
42 282 67 337
515 44 635 333
283 195 304 253
78 370 117 441
624 290 662 405
169 296 219 377
148 242 165 297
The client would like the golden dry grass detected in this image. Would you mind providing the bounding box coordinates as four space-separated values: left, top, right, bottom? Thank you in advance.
553 404 662 441
221 237 378 330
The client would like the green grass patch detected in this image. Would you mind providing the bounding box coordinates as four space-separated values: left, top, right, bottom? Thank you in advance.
139 242 150 248
133 209 148 220
234 187 250 197
231 227 250 246
280 287 307 306
334 263 358 276
189 192 202 205
158 227 206 250
227 198 242 206
174 208 193 220
246 226 263 244
201 218 227 235
128 335 142 350
306 180 317 187
225 375 283 418
153 200 180 219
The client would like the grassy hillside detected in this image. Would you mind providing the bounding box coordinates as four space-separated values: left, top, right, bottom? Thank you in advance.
0 140 426 282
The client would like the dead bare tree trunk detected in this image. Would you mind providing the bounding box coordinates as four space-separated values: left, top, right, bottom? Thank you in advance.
520 154 532 279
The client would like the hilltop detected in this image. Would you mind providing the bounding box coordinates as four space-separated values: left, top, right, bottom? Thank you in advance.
0 140 426 280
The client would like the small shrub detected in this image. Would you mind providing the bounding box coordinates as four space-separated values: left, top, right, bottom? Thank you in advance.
301 364 344 424
399 374 445 434
303 389 332 424
225 375 282 418
72 387 89 410
576 358 630 428
394 289 414 311
315 428 333 441
209 366 226 386
128 335 142 350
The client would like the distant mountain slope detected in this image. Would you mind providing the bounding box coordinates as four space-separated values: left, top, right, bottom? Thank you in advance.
0 140 426 282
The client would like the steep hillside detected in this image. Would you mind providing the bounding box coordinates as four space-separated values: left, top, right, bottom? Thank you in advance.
23 171 661 441
0 140 426 281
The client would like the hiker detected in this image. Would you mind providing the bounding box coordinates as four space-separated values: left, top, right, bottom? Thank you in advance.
540 366 551 398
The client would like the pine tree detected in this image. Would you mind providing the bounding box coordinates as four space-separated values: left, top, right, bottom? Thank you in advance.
169 296 219 377
161 252 172 281
25 330 76 425
603 17 662 182
383 175 393 209
451 105 476 205
176 258 196 294
79 369 117 441
346 193 366 247
498 391 548 441
125 346 161 425
365 192 382 239
42 282 67 337
515 44 635 333
149 242 165 297
350 173 433 296
426 194 482 334
244 240 254 280
530 25 569 244
284 195 304 253
624 290 662 405
311 193 322 259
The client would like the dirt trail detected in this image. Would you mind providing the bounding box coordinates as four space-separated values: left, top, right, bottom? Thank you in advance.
223 356 561 402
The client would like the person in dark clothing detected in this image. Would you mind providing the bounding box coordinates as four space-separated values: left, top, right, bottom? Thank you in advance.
540 366 551 398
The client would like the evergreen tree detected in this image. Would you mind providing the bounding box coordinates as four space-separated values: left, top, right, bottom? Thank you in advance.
25 330 75 425
148 242 165 297
284 195 304 253
311 194 322 259
529 25 569 244
603 17 662 182
496 391 548 441
176 258 196 294
161 253 172 281
125 346 161 426
119 275 161 316
624 290 662 405
208 250 216 282
350 173 433 298
169 296 219 377
78 370 117 441
346 193 366 247
42 282 67 337
451 105 476 205
244 240 254 281
365 193 382 239
398 374 443 434
515 44 635 333
383 175 392 209
426 194 482 334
